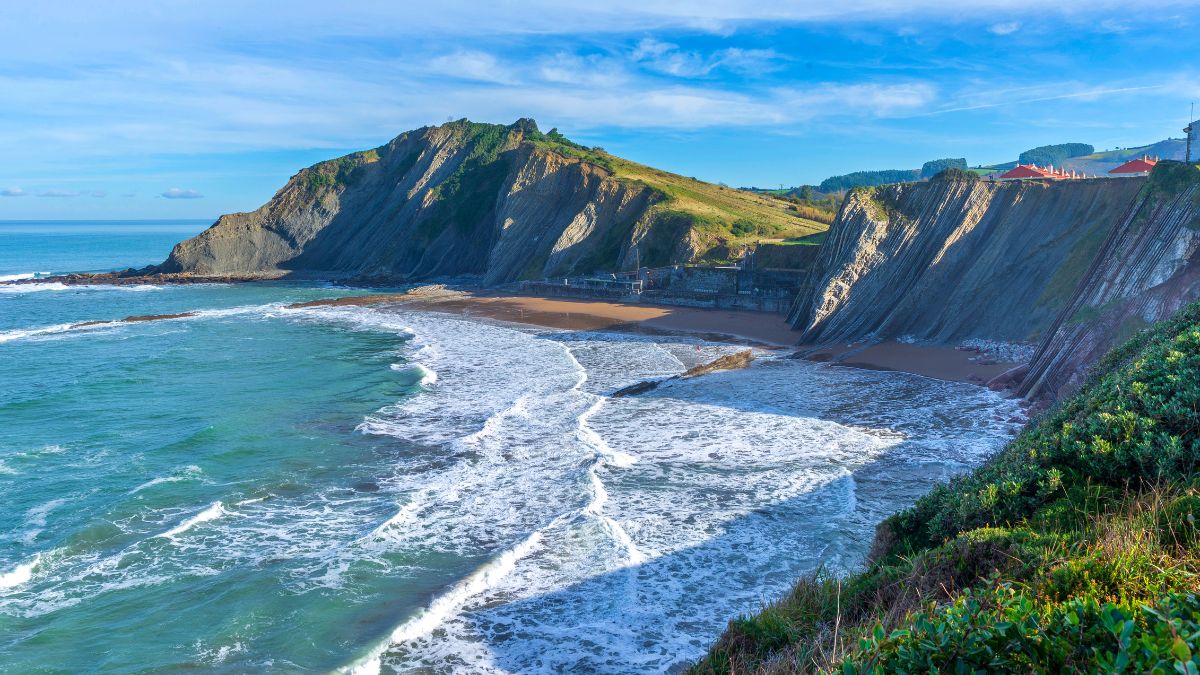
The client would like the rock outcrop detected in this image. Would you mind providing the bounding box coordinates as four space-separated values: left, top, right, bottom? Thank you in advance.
790 164 1200 401
159 119 794 284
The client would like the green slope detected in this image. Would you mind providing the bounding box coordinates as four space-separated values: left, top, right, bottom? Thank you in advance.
696 299 1200 673
526 127 828 257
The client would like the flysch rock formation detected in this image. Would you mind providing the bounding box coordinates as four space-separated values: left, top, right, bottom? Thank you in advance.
790 164 1200 401
159 119 666 284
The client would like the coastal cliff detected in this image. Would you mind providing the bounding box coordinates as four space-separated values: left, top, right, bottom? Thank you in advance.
790 164 1200 400
159 119 822 283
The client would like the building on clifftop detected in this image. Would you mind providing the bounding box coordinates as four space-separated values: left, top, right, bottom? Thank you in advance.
1108 155 1159 176
995 163 1083 181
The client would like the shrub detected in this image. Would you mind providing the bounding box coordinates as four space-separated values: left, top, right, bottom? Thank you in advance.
1019 143 1095 167
844 586 1200 674
920 158 967 178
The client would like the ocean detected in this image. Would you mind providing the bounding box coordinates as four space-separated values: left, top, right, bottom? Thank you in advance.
0 221 1023 672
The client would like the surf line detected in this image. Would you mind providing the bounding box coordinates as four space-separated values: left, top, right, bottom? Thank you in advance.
342 510 573 674
561 341 645 564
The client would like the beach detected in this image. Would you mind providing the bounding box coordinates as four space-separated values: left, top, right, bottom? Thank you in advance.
296 290 1025 386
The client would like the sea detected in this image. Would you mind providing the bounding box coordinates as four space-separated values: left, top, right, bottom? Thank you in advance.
0 220 1024 672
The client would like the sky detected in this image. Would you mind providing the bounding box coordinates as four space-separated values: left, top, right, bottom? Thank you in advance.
1 1 1198 220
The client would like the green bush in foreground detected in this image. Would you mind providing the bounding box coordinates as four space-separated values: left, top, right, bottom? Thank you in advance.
847 587 1200 674
694 298 1200 674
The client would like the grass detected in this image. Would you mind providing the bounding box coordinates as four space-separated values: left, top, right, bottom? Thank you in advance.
527 130 828 261
694 296 1200 674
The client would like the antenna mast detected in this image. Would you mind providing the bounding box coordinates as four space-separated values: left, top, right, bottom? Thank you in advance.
1187 103 1195 164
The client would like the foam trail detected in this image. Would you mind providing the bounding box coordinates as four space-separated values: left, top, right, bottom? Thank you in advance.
343 523 558 674
0 272 48 282
0 282 70 293
0 554 39 589
155 502 225 539
129 465 203 494
0 323 84 344
563 340 644 564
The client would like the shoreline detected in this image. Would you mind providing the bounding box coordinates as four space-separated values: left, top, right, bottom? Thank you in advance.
4 272 1026 389
294 290 1026 387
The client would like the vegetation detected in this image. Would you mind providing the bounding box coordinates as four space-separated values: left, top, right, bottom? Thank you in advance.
1019 143 1095 167
920 158 967 178
695 297 1200 673
819 169 920 193
302 148 381 193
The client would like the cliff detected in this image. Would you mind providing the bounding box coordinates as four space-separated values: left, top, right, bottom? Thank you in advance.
1020 162 1200 399
790 164 1200 401
159 119 823 284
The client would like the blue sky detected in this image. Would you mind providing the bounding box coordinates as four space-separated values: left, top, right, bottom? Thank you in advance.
1 1 1197 219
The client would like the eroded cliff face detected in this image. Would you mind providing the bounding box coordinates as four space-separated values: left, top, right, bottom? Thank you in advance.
791 164 1200 401
790 174 1144 345
1020 163 1200 400
159 119 668 284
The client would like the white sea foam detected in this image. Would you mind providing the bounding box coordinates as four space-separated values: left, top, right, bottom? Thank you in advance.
0 272 49 282
0 282 70 293
345 523 557 675
389 362 437 387
155 502 225 540
129 465 203 494
0 555 39 589
0 322 84 344
1 302 1023 668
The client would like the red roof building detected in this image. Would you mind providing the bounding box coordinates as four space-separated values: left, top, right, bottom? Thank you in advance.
996 163 1079 180
1108 155 1159 175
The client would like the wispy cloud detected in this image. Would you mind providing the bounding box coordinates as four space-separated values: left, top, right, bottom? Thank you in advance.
988 21 1021 35
0 186 25 197
161 188 204 199
37 190 81 198
925 83 1165 116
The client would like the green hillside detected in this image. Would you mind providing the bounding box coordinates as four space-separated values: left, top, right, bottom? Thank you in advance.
527 127 828 255
696 299 1200 673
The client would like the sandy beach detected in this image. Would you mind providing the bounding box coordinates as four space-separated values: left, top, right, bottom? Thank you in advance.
294 290 1025 386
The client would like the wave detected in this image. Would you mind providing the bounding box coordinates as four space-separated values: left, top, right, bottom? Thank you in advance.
129 465 204 494
0 322 87 344
388 362 438 387
155 501 225 540
343 524 555 674
0 554 40 589
0 272 49 282
0 282 165 293
0 303 285 345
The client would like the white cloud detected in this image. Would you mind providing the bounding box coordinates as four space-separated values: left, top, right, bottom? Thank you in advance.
37 190 81 198
631 39 783 78
988 21 1020 35
0 186 25 197
161 188 204 199
427 50 514 84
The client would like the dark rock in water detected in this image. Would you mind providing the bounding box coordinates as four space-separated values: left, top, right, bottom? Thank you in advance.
612 380 661 398
612 349 755 398
68 312 197 330
352 481 380 493
987 363 1029 391
679 350 754 378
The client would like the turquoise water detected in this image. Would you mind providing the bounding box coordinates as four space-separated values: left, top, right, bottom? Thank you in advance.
0 219 210 278
0 222 1025 672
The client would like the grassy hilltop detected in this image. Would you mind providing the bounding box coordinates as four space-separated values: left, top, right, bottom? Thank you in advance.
697 297 1200 673
524 126 829 258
